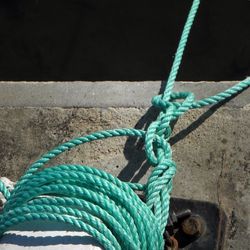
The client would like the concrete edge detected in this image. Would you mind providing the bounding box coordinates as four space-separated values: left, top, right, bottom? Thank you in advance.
0 81 249 108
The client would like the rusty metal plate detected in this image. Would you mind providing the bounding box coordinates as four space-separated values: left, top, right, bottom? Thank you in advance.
166 197 227 250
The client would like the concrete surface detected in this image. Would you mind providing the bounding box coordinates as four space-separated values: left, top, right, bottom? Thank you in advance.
0 81 249 249
0 81 249 108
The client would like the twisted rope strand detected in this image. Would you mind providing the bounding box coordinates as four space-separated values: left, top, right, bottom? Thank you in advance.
163 0 200 100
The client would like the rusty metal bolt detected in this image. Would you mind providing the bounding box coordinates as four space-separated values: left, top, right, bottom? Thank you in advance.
181 215 206 237
164 232 178 250
169 236 178 250
176 209 192 221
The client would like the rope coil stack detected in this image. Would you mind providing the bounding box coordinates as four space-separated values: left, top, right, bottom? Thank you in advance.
0 0 249 249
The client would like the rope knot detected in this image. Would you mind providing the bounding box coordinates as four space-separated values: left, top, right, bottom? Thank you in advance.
145 121 172 165
146 92 194 166
151 95 174 111
152 91 195 118
144 91 196 231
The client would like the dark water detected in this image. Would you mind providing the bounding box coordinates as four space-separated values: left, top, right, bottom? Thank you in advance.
0 0 249 81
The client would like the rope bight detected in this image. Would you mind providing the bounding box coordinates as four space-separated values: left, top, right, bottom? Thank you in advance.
0 0 249 249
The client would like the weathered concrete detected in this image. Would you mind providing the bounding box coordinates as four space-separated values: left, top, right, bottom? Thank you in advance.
0 81 249 108
0 82 249 249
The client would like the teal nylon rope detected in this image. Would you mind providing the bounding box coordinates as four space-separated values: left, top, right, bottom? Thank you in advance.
0 0 249 249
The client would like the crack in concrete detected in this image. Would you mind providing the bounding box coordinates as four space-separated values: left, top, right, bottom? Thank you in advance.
216 151 225 209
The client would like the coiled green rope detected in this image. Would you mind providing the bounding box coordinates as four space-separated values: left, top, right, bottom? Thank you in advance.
0 0 249 249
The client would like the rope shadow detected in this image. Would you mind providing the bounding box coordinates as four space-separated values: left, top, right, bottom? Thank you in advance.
118 83 245 183
0 233 101 247
169 90 244 146
117 81 165 183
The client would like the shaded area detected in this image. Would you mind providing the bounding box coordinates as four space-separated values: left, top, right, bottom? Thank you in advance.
118 81 165 182
119 83 246 183
169 197 227 249
1 234 100 247
0 0 249 81
0 221 102 247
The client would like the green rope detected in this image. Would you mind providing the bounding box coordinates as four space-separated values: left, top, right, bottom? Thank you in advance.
0 0 249 249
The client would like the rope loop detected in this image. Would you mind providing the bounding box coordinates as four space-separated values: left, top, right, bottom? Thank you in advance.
146 91 194 166
152 91 195 119
145 119 172 166
145 91 196 232
151 95 174 111
170 91 195 118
